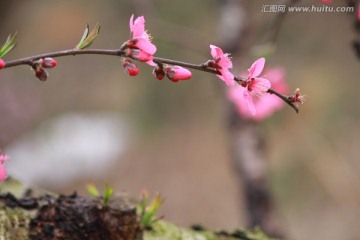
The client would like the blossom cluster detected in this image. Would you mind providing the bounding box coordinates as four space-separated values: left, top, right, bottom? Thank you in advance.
121 15 192 82
120 15 302 120
0 15 304 182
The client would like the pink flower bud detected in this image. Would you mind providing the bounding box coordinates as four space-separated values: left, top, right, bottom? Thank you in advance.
152 65 165 80
0 59 5 69
34 67 48 81
40 57 57 68
164 65 192 82
123 59 139 76
125 48 153 63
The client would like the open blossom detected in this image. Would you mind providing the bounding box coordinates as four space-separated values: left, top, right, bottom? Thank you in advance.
0 154 9 181
228 67 288 121
164 65 192 82
126 15 157 66
0 59 5 69
239 58 271 115
209 45 234 86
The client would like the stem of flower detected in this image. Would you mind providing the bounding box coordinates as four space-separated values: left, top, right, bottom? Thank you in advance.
2 48 299 113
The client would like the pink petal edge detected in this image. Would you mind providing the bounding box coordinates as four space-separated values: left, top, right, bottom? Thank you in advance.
248 58 265 78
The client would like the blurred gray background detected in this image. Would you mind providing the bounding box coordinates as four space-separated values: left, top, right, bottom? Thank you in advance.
0 1 360 239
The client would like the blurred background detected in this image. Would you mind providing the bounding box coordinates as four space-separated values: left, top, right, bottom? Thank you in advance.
0 0 360 239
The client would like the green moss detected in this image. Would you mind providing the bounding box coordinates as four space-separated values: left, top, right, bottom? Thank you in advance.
144 221 276 240
144 221 219 240
0 206 32 240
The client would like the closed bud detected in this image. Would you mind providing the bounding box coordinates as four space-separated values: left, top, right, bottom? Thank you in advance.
152 65 165 80
34 67 48 81
125 48 153 63
0 59 5 69
164 65 192 82
40 57 57 68
123 59 139 76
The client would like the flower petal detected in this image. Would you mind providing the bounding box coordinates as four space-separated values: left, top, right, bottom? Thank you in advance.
210 45 232 68
244 91 256 116
210 45 223 58
248 58 265 78
218 69 235 86
129 14 134 35
135 38 157 55
250 77 271 95
219 53 232 68
130 15 145 39
146 60 156 66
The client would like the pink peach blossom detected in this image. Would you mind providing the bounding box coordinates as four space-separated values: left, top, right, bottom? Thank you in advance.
127 15 157 66
241 58 271 115
209 45 234 86
357 5 360 21
228 67 288 120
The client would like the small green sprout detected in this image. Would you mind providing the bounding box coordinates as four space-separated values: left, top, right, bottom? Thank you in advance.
86 183 114 206
86 183 100 197
75 23 100 50
138 191 164 229
0 33 17 58
103 183 114 206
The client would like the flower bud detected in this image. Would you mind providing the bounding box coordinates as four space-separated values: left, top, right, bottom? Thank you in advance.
152 65 165 80
34 67 48 81
0 59 5 69
125 48 153 63
288 88 305 107
164 65 192 82
123 59 139 76
40 57 57 68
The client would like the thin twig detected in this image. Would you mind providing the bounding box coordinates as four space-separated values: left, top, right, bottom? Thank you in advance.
2 48 298 113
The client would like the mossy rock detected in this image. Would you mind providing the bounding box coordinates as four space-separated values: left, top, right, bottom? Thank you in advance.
0 178 276 240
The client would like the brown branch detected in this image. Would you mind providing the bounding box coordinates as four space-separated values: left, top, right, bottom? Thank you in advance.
2 48 298 113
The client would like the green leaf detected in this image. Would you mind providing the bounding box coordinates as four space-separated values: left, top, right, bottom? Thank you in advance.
86 183 99 197
75 23 100 50
0 33 17 58
103 183 113 206
139 193 164 228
